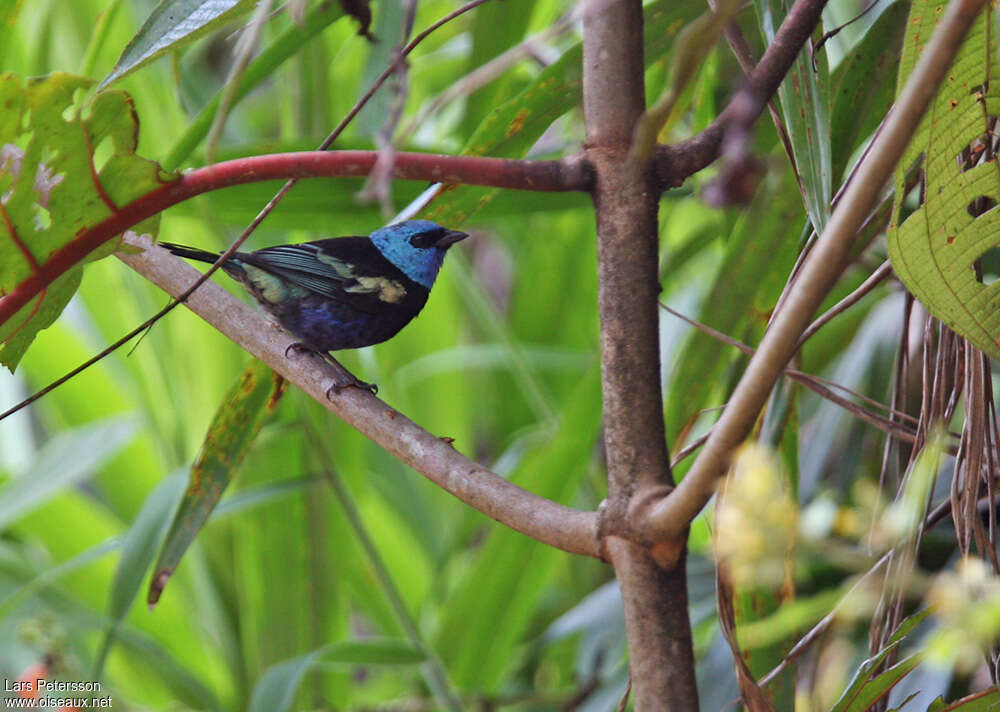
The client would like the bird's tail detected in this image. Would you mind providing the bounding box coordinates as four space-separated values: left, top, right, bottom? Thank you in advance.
158 242 224 264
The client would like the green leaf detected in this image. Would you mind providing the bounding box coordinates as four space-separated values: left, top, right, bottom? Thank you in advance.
98 0 257 89
161 2 346 170
829 1 907 183
356 0 406 137
755 0 832 232
0 0 24 65
459 0 535 137
839 653 923 712
0 476 307 621
0 72 173 370
927 688 1000 711
887 3 1000 361
148 360 285 606
434 366 602 691
0 416 138 531
830 608 931 712
108 472 187 620
249 640 425 712
94 471 188 677
0 537 119 619
113 624 224 710
664 165 803 448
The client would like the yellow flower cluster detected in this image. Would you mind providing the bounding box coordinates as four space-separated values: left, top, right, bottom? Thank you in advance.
927 557 1000 671
714 444 797 589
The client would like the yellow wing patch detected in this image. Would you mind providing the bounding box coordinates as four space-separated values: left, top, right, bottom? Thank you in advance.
349 276 407 303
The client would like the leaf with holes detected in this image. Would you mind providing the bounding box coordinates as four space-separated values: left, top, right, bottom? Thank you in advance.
886 3 1000 358
0 73 174 370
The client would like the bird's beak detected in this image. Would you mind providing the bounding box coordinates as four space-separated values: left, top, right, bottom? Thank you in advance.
434 230 469 247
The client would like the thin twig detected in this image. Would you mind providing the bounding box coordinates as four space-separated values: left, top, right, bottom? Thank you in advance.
796 260 894 347
658 301 920 438
757 552 891 688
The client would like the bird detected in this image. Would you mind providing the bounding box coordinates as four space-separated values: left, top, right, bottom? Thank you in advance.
159 219 468 394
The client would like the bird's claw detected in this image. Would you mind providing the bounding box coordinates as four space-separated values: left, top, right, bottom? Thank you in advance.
326 377 378 399
285 342 317 358
283 343 377 397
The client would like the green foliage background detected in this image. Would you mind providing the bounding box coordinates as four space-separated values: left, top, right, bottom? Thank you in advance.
0 0 991 710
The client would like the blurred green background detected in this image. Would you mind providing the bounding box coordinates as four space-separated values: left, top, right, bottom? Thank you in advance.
0 0 976 709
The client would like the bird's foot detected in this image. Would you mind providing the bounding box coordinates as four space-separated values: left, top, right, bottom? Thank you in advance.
322 354 378 397
284 344 378 396
326 375 378 398
285 342 320 358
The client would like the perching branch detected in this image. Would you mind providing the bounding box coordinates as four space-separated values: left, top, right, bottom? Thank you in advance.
643 0 990 541
0 150 591 332
117 232 601 559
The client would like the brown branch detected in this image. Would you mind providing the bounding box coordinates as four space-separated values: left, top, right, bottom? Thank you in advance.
117 233 600 559
0 150 591 331
644 0 989 541
654 0 828 190
582 0 697 707
796 260 894 347
712 0 798 171
657 301 920 443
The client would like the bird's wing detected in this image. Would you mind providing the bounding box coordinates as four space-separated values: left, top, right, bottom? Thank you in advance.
244 238 418 312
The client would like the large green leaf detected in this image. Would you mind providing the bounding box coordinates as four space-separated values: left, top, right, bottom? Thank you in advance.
829 1 907 184
99 0 256 89
148 359 285 605
887 3 1000 359
434 366 602 691
0 416 138 530
458 0 535 137
0 73 172 369
755 0 832 232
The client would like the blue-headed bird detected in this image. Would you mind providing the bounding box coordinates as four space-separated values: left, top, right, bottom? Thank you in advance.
160 219 468 393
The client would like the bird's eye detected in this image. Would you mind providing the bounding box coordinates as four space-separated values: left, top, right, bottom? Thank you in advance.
409 229 444 249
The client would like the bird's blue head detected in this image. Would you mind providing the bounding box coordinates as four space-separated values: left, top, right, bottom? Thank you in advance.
369 220 468 289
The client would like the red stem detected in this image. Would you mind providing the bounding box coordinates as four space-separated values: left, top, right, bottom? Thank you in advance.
0 150 590 330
